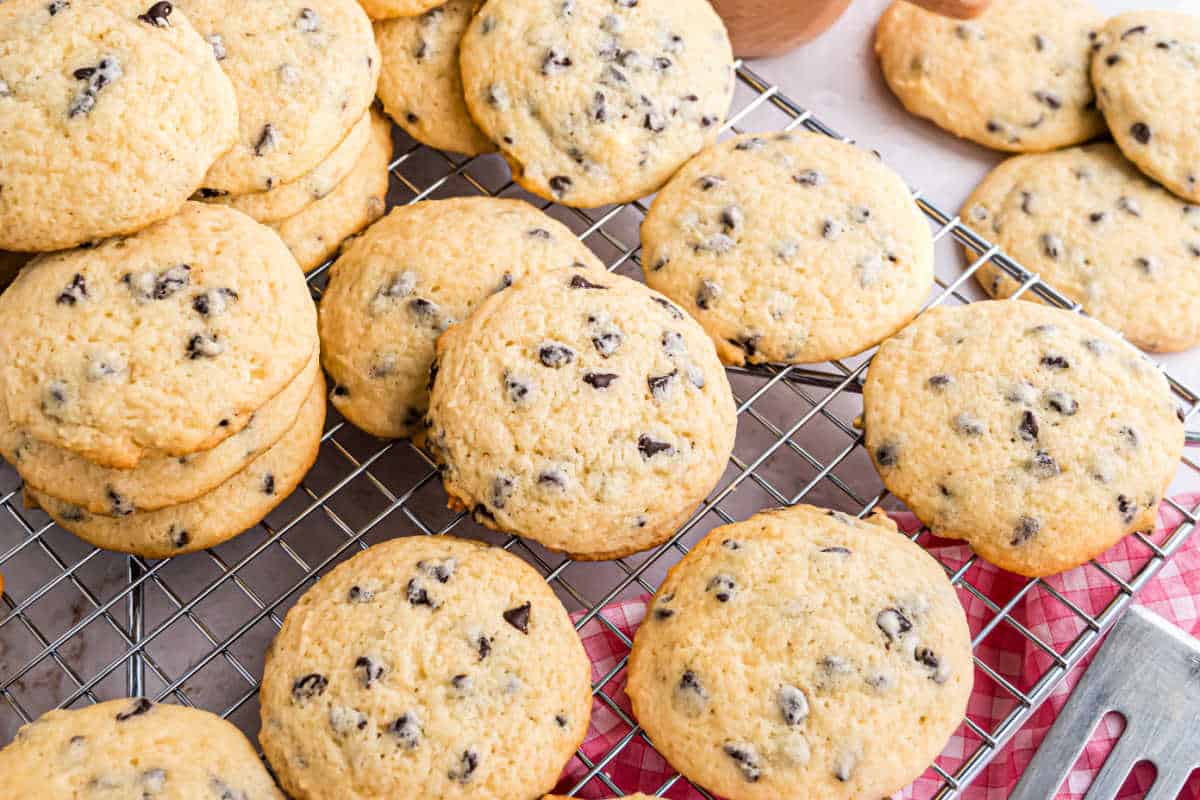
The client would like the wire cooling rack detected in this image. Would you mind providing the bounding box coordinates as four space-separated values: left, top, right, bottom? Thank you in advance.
1 63 1199 799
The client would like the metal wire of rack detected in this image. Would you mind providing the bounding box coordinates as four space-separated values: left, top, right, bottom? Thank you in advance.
1 63 1199 799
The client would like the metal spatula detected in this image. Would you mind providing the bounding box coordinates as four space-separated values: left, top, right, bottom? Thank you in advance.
1011 605 1200 800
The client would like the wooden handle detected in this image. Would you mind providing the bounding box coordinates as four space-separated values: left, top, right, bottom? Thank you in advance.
904 0 991 19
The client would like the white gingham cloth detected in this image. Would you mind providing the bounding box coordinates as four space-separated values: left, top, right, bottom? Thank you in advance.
555 496 1200 799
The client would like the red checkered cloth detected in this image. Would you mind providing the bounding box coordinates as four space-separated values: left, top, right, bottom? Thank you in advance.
556 495 1200 799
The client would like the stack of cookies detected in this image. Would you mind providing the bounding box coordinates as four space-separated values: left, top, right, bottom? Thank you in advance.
876 0 1200 353
0 0 387 277
0 203 321 558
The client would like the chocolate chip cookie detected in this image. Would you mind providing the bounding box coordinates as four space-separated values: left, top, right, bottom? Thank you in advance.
964 142 1200 353
207 111 372 224
259 535 591 799
376 0 495 155
271 110 392 271
319 197 603 439
357 0 443 21
29 377 324 557
875 0 1105 153
184 0 379 196
2 352 318 516
460 0 735 207
426 268 737 560
0 698 284 799
642 132 935 365
627 504 972 800
0 0 238 251
1091 11 1200 204
864 301 1184 577
0 202 318 469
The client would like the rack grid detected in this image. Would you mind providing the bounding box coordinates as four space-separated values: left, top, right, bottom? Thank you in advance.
1 63 1198 799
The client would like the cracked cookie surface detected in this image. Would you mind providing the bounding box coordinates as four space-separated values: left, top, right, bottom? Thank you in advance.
319 196 603 439
426 268 737 560
863 301 1184 577
259 535 591 800
1091 10 1200 204
0 698 284 799
460 0 734 207
627 504 972 800
642 132 934 365
875 0 1105 153
0 202 317 469
182 0 379 196
964 143 1200 353
0 0 238 251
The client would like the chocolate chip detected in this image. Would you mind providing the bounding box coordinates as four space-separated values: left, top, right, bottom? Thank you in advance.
115 698 152 720
953 413 984 437
503 601 531 633
1130 122 1151 145
852 206 872 223
722 742 761 782
295 7 319 31
476 635 492 660
554 714 568 727
548 176 573 197
583 372 618 389
137 1 172 26
260 474 276 496
291 674 327 703
538 342 575 368
503 371 533 404
1040 354 1070 370
1040 233 1063 260
1028 450 1060 479
1117 494 1137 524
541 47 572 75
644 111 667 132
1018 410 1039 442
914 646 946 682
205 34 227 60
1033 33 1047 51
418 559 455 583
254 124 278 156
68 56 122 117
706 574 736 602
1118 196 1142 217
778 684 809 725
537 468 568 489
735 137 765 151
719 205 743 232
107 487 132 516
661 330 685 356
652 296 684 319
1021 191 1037 214
874 442 899 468
1033 90 1061 110
48 0 68 15
637 434 673 459
1044 391 1077 415
794 169 824 187
696 280 721 309
927 374 953 390
406 578 435 608
1105 53 1121 66
192 287 238 317
589 324 622 358
169 525 189 548
698 175 724 190
568 274 607 289
1089 211 1106 224
185 332 222 360
647 370 677 400
355 656 383 688
1011 515 1041 546
876 607 912 642
348 585 373 603
1121 25 1147 38
490 475 513 509
389 712 421 748
449 750 478 783
56 273 88 305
